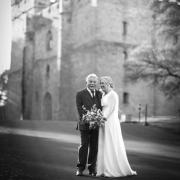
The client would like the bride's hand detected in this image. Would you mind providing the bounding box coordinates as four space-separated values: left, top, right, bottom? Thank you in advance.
103 117 107 121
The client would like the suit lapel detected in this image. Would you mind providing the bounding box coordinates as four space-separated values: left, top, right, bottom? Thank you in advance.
85 89 93 99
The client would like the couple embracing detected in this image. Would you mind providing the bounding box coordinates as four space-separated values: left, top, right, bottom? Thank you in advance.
76 73 137 178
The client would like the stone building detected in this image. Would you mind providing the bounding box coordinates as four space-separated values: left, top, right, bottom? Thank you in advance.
9 0 55 120
8 0 180 121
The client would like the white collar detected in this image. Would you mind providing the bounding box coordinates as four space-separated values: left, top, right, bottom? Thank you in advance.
87 88 95 97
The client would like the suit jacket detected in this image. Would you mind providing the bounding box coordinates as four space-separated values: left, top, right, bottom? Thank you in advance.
76 88 102 131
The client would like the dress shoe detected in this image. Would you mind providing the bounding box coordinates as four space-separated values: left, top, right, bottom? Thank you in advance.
89 172 97 176
76 169 83 176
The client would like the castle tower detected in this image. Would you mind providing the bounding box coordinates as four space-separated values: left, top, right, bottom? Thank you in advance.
61 0 154 120
9 0 55 120
24 1 62 120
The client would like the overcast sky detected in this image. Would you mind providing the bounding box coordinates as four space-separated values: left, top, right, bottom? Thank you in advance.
0 0 11 74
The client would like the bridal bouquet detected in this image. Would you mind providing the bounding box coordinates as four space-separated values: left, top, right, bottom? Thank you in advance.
82 104 106 129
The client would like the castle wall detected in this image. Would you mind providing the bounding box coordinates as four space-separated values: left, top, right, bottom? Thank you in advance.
26 15 61 120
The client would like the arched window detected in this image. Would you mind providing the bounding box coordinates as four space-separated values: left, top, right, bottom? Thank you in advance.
46 64 50 78
123 92 129 104
123 49 128 61
122 21 128 36
46 30 53 51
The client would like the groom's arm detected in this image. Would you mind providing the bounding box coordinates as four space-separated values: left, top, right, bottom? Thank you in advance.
76 92 83 120
97 90 103 110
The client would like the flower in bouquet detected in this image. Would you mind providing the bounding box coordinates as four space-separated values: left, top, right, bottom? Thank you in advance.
82 104 106 129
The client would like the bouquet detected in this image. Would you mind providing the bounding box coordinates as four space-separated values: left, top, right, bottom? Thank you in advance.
82 104 106 129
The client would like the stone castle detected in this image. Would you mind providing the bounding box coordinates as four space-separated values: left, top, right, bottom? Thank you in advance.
8 0 180 121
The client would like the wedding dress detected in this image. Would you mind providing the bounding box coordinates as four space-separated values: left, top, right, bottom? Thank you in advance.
97 90 137 177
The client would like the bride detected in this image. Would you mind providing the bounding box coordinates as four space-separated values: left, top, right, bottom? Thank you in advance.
97 76 137 177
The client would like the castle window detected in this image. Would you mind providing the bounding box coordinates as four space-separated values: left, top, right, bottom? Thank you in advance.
46 65 50 78
27 31 34 41
123 92 129 104
91 0 97 7
173 34 178 45
123 50 128 61
67 16 72 23
122 21 128 36
46 30 53 51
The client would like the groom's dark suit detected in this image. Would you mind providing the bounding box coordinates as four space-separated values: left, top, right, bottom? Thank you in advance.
76 88 102 173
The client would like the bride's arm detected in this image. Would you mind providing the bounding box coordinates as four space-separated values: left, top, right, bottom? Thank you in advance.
103 93 116 120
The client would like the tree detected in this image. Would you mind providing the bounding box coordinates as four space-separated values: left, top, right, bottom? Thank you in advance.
0 70 8 90
0 70 8 106
125 0 180 98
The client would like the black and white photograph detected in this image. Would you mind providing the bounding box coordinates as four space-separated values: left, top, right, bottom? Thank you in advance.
0 0 180 179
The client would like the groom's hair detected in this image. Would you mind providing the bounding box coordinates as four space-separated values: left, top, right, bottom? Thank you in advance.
85 73 98 82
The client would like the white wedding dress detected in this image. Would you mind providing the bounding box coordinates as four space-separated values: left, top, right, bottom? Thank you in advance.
97 90 137 177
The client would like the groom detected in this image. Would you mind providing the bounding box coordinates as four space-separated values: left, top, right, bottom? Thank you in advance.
76 73 102 176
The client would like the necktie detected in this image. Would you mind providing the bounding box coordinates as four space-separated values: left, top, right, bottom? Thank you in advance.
91 90 95 98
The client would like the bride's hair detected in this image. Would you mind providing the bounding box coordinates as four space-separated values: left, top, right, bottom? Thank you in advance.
100 76 114 88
